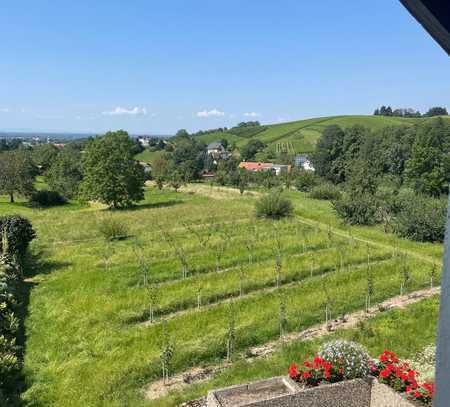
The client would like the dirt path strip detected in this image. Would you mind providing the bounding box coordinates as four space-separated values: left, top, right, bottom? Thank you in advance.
143 286 440 401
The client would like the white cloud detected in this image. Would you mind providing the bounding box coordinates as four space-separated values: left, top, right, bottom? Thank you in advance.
243 112 260 118
0 108 9 113
102 106 147 116
197 109 225 118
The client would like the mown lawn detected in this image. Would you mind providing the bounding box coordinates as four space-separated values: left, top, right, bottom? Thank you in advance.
0 184 442 406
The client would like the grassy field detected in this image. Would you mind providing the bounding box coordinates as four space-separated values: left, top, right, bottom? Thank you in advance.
1 183 443 406
134 149 166 164
191 115 438 156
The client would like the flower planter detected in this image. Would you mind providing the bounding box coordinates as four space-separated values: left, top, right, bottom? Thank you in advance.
207 376 416 407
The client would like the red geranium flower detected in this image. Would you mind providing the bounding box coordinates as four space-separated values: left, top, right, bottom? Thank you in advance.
289 363 298 379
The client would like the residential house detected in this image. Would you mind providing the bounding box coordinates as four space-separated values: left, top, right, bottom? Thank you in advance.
294 154 315 171
207 142 225 157
207 142 231 162
239 162 292 175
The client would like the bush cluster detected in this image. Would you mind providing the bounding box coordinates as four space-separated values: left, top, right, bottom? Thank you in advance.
98 217 129 241
393 194 446 242
255 190 293 219
30 190 66 207
309 183 341 200
295 170 318 192
332 194 379 226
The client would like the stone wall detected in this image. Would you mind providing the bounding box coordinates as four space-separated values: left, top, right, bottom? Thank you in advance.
207 376 415 407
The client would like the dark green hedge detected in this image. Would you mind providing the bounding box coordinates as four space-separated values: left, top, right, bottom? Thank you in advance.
0 215 35 258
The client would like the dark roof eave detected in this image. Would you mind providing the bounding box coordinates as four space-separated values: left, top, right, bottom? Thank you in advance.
400 0 450 55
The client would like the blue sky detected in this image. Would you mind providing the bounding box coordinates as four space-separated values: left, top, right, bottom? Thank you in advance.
1 0 449 135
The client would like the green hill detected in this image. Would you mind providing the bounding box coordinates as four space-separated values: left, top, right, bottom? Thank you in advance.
193 115 447 156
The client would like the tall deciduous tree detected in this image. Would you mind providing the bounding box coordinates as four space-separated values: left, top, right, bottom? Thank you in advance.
0 150 36 203
32 144 59 172
79 130 145 209
45 146 83 199
311 125 345 183
405 118 450 196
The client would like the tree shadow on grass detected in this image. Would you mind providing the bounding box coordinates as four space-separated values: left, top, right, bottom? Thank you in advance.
24 251 72 278
128 199 183 211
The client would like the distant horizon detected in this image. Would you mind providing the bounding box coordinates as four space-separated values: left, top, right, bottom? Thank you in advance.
1 110 448 139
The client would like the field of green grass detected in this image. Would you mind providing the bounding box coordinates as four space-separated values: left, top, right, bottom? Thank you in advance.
0 183 443 406
192 115 449 157
135 149 167 164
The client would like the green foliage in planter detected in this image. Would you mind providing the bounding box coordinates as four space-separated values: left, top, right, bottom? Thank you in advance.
30 190 66 207
318 340 370 380
309 183 341 200
98 217 129 241
255 190 293 220
393 193 446 242
332 194 379 225
0 215 36 258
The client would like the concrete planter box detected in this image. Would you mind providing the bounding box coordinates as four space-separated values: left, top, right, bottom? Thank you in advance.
207 376 416 407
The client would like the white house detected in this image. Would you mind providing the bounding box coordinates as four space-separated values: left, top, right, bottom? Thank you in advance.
294 154 315 171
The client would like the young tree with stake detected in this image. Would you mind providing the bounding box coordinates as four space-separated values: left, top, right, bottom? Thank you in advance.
148 283 160 323
160 320 174 384
226 301 236 362
279 293 287 340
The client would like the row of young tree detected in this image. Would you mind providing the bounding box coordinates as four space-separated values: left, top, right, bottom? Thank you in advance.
309 118 450 242
373 105 448 117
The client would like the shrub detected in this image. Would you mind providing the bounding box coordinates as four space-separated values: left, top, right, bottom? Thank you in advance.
30 190 66 207
318 340 370 380
98 217 129 241
332 194 379 225
294 170 318 192
0 216 36 258
309 182 341 200
393 193 446 242
255 190 293 219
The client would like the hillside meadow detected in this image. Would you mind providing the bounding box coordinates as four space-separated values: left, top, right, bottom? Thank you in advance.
0 182 443 406
192 115 432 156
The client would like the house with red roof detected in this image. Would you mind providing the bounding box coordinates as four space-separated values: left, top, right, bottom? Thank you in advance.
239 162 292 175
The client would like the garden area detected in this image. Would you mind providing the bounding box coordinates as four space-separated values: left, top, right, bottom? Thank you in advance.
0 181 443 406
